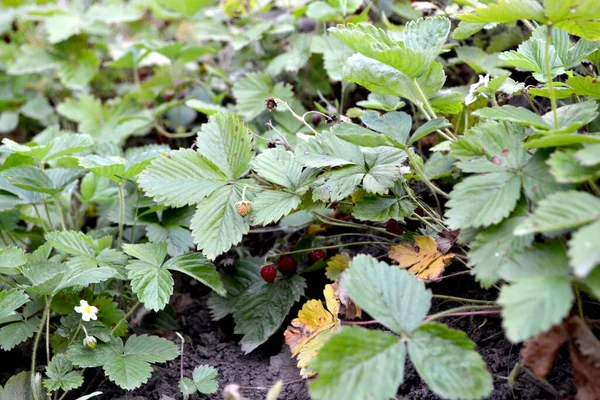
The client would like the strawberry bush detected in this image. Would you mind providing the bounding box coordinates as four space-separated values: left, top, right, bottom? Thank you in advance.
1 0 600 399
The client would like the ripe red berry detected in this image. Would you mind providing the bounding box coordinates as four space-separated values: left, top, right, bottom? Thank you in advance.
163 90 174 102
308 249 327 264
386 220 405 235
260 265 277 283
277 255 297 275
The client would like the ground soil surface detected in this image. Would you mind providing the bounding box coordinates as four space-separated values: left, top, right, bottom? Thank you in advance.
0 238 581 400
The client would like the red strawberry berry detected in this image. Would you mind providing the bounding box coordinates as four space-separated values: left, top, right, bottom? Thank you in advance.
277 255 297 275
386 220 405 235
308 249 327 264
260 265 277 283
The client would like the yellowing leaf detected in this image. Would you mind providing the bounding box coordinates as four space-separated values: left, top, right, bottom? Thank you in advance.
284 284 341 377
325 252 350 280
388 236 454 281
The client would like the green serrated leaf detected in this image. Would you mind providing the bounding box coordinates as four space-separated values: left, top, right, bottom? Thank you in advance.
498 276 574 342
514 190 600 235
233 275 306 353
164 253 225 296
352 195 416 222
232 73 294 120
0 247 27 275
190 184 250 260
44 354 83 392
407 323 493 400
0 318 39 351
345 255 431 334
251 191 302 226
0 289 29 320
195 113 253 180
252 149 304 189
127 260 174 312
190 365 218 394
548 149 600 183
310 326 405 400
138 149 228 208
569 219 600 277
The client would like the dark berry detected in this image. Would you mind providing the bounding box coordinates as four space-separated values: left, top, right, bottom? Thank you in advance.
138 70 150 80
308 249 327 264
260 265 277 283
327 248 339 257
312 114 321 126
386 220 405 235
277 255 297 275
163 90 175 102
265 97 277 111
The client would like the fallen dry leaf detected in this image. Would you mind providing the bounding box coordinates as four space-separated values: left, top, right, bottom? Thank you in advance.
284 284 341 377
521 324 568 378
325 252 350 281
333 272 361 320
567 316 600 400
389 235 454 280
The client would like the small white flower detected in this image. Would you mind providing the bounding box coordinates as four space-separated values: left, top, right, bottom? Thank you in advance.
465 75 491 105
399 166 411 175
74 300 98 322
83 335 97 349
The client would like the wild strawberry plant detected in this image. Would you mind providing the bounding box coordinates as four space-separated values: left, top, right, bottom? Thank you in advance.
1 0 600 399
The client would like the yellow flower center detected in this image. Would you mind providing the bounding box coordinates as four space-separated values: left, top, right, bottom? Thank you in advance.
83 305 93 313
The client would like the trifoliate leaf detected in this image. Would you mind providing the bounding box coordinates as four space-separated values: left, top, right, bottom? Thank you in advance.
285 284 341 377
309 326 406 400
68 335 179 390
344 255 431 334
296 131 363 168
232 275 306 353
514 190 600 235
138 149 228 208
0 289 29 320
407 323 493 399
389 236 454 281
190 365 218 394
44 354 83 392
499 276 574 343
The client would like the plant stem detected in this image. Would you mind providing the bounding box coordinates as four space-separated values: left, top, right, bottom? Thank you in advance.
46 299 51 362
589 180 600 196
0 274 16 288
312 212 402 238
424 305 501 323
111 301 140 335
274 99 319 135
575 285 585 320
42 195 54 230
31 298 52 391
117 183 125 249
343 309 502 326
33 204 48 233
432 294 496 305
275 241 390 258
545 24 559 129
53 195 67 231
406 150 449 198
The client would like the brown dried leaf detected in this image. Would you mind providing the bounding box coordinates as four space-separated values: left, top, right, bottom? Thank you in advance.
332 272 361 320
521 324 568 378
567 316 600 400
389 235 454 280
